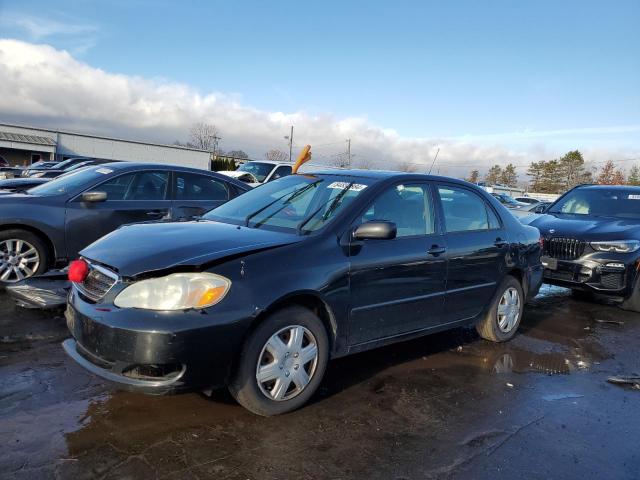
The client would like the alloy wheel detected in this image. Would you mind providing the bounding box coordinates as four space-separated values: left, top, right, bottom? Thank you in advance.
0 239 40 283
497 287 520 333
255 325 319 401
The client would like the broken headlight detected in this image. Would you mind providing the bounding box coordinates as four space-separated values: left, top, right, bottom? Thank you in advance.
114 273 231 310
590 240 640 254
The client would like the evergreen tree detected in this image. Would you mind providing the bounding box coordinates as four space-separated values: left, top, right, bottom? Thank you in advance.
627 165 640 186
499 164 518 187
466 170 480 183
484 165 502 185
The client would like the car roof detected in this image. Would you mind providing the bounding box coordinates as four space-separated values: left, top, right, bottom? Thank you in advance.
304 168 474 184
575 184 640 191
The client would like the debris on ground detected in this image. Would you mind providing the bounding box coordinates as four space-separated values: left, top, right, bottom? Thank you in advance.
607 376 640 390
542 393 584 401
595 319 625 326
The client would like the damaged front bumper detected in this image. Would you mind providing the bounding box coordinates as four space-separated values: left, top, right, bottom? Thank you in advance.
62 286 252 394
5 270 70 309
542 254 639 299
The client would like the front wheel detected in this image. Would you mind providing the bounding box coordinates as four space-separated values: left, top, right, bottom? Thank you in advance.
229 306 329 416
476 275 524 342
0 229 49 284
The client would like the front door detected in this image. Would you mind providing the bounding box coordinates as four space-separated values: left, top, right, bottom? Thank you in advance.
65 170 171 259
348 182 447 346
435 183 508 322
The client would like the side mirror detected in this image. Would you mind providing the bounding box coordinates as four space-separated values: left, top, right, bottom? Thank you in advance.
81 191 107 203
353 221 397 240
534 204 547 214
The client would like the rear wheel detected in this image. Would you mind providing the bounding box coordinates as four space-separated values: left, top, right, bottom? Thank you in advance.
476 275 524 342
229 306 329 416
0 230 49 283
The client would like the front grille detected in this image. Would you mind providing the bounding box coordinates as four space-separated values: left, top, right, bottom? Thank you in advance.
545 237 586 260
77 264 118 301
600 272 624 290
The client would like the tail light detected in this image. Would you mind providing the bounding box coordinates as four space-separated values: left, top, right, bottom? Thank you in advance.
68 259 89 283
539 236 545 249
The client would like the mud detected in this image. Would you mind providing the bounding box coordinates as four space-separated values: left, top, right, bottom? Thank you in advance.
1 285 639 479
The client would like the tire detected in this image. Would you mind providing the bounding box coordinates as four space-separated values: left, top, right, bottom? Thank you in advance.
620 276 640 313
476 275 524 342
229 306 329 416
0 229 49 284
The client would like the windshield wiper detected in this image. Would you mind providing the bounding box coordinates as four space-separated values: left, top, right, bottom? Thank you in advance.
244 182 318 227
296 182 353 234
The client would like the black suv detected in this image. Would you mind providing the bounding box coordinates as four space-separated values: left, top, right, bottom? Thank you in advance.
526 184 640 311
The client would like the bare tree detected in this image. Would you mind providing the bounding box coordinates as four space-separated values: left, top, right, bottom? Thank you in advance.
354 157 374 170
264 149 289 162
189 122 220 151
397 161 417 172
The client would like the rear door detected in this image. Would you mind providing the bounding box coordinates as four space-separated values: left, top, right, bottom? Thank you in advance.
65 170 171 258
435 183 508 322
347 182 447 345
171 171 233 219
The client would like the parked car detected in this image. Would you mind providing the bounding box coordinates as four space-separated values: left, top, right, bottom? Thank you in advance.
0 162 250 283
62 171 543 416
218 160 293 187
515 197 540 205
523 184 640 311
510 201 552 217
492 193 529 209
0 177 50 193
22 157 96 177
29 160 97 179
0 156 8 167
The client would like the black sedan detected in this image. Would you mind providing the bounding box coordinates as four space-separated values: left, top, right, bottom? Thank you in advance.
0 162 250 283
524 184 640 311
63 170 543 415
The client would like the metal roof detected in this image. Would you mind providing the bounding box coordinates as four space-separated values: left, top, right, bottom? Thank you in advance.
0 131 57 146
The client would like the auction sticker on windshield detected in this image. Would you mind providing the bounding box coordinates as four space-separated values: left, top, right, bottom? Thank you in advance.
327 182 367 191
628 194 640 200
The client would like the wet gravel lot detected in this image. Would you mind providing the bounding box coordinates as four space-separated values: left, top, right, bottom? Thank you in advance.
1 286 639 480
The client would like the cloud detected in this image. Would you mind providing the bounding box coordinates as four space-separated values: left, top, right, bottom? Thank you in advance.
0 13 97 41
0 39 637 176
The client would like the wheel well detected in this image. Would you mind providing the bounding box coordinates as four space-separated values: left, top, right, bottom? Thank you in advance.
253 294 337 348
0 224 56 267
507 268 527 294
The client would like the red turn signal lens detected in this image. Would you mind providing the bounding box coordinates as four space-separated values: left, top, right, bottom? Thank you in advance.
68 259 89 283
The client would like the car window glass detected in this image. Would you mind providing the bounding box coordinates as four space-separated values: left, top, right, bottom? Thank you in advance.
96 171 168 201
361 184 434 237
175 172 229 201
487 205 500 229
270 165 292 181
438 186 492 232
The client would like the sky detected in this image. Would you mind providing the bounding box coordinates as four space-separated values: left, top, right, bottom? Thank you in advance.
0 0 639 177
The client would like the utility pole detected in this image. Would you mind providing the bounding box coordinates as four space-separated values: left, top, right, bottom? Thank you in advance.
347 138 351 167
286 126 294 162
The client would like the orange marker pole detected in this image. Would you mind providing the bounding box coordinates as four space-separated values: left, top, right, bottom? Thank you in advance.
292 145 312 174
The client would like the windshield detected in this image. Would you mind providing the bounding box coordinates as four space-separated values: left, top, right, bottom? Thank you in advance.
204 174 373 233
27 165 115 196
237 162 277 182
494 194 519 205
549 188 640 219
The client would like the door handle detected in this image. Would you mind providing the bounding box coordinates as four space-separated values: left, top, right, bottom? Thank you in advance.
494 238 508 247
427 246 446 256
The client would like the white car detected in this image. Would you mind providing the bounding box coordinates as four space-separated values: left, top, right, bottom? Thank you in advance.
219 160 340 187
218 161 293 187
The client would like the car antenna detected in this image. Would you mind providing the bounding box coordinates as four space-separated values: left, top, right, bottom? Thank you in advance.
292 145 312 174
428 148 440 174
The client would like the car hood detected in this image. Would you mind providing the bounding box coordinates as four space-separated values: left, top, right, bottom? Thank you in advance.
80 220 303 277
527 212 640 240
